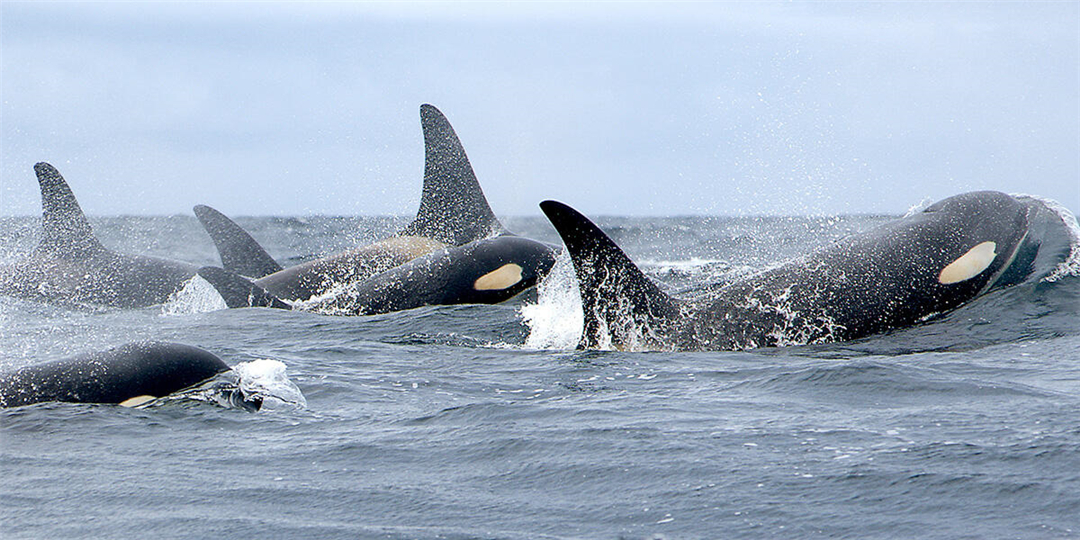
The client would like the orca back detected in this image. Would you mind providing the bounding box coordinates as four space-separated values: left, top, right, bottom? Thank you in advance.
0 341 229 407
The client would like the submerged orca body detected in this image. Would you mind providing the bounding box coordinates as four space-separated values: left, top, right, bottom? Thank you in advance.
195 104 508 302
0 341 230 408
0 163 198 308
540 191 1063 351
199 234 557 315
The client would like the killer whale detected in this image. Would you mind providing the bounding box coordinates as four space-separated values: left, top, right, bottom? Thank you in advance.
0 163 199 308
539 191 1063 351
198 234 557 315
194 104 508 300
191 205 283 279
0 341 232 408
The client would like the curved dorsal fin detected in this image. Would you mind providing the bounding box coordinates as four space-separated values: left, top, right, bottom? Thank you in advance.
193 205 283 279
400 104 505 245
34 162 104 255
197 266 291 310
539 200 683 350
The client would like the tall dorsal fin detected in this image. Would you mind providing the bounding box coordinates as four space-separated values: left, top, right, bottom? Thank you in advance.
34 162 105 255
197 266 291 310
193 205 283 279
400 104 506 245
539 201 684 350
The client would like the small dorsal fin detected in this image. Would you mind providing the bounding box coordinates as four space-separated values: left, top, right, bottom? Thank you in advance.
400 104 506 245
539 201 683 350
193 205 283 279
197 266 291 310
34 162 105 255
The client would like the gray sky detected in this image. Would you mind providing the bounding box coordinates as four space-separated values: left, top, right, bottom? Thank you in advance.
2 1 1077 217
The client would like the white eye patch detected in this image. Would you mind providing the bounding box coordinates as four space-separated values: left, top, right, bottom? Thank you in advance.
938 241 997 284
474 263 523 291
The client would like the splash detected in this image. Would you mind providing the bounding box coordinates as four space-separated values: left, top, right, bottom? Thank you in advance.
903 197 934 218
233 359 307 410
751 286 846 348
520 249 583 350
173 359 305 411
160 276 227 315
289 279 359 316
586 291 679 352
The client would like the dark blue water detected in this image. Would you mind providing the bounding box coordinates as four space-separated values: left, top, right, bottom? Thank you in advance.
2 210 1079 539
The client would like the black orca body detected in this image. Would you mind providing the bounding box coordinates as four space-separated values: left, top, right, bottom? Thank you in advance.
194 104 506 302
0 163 198 308
199 235 557 316
0 341 230 408
540 191 1067 351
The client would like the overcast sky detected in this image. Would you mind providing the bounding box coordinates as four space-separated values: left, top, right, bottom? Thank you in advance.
1 1 1077 218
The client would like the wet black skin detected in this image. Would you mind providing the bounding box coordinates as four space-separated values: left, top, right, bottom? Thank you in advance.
542 191 1050 351
301 235 558 315
0 342 230 408
199 235 558 316
679 191 1037 349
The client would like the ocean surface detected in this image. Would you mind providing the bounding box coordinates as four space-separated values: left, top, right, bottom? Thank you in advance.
1 210 1079 539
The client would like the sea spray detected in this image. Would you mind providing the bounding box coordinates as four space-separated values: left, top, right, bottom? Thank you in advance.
161 276 228 315
520 249 583 350
234 359 307 410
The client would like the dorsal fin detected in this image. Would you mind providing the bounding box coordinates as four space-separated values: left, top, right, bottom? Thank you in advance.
193 205 283 279
539 201 684 350
400 104 505 245
197 266 291 310
34 162 105 255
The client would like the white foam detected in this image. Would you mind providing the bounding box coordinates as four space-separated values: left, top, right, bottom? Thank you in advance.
290 278 363 316
640 257 728 273
234 359 307 410
520 250 584 350
160 276 228 315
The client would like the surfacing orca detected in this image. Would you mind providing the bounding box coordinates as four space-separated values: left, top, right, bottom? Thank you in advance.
198 234 557 315
193 104 507 301
0 163 199 308
0 341 231 408
539 191 1064 351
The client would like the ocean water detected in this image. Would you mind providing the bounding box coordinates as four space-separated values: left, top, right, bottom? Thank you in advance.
1 211 1079 539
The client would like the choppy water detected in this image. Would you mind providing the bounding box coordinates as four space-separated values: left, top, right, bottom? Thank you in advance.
2 211 1079 539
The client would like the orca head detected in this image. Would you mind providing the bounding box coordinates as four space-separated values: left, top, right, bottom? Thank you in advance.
0 341 230 408
462 236 558 301
919 191 1033 290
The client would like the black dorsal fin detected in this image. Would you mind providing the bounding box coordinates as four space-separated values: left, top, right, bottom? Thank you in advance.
400 104 505 245
197 266 291 310
34 162 105 255
193 205 283 279
539 201 684 350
